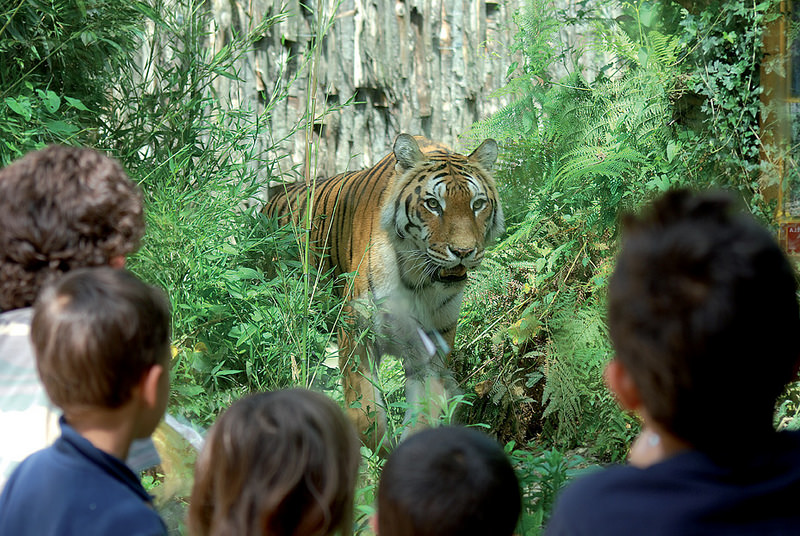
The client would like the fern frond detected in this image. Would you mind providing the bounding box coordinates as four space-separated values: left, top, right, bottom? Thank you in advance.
555 145 647 184
648 31 682 67
589 22 639 64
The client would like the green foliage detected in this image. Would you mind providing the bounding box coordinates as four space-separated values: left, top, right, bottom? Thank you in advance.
678 0 777 196
776 380 800 432
504 0 561 80
0 0 145 162
541 293 637 457
459 0 780 467
0 0 345 427
508 443 591 535
141 471 163 492
105 1 344 426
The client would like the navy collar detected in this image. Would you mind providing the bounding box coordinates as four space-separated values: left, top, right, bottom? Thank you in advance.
56 416 153 503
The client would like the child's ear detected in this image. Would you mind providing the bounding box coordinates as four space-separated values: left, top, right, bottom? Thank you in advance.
139 364 166 409
108 255 126 269
604 359 642 412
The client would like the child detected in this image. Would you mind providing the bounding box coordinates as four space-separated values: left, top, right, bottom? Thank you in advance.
0 144 154 488
377 426 521 536
546 190 800 534
188 388 361 536
0 267 171 535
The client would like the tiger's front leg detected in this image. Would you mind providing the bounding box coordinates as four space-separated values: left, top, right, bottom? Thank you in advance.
400 328 458 436
337 326 389 454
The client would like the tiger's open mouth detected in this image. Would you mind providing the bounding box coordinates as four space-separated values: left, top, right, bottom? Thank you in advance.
435 265 468 283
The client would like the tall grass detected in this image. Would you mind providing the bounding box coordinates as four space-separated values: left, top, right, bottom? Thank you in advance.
94 1 351 429
0 0 144 163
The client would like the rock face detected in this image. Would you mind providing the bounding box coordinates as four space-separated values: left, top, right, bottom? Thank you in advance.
208 0 522 182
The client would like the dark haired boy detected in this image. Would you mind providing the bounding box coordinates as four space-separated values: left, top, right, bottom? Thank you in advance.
377 426 521 536
0 267 170 535
0 145 155 487
547 190 800 535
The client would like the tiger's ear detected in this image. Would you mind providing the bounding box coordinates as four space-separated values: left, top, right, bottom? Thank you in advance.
394 134 425 171
469 139 498 171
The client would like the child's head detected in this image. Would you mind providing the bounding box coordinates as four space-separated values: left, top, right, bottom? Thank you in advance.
0 145 144 311
31 267 171 424
377 426 521 536
189 389 361 536
607 189 800 450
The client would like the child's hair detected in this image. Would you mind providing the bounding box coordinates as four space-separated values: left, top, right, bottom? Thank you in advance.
188 389 361 536
0 145 144 311
30 267 171 411
377 426 521 536
608 189 800 452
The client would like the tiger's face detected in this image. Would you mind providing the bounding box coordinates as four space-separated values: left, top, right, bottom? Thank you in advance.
380 135 504 287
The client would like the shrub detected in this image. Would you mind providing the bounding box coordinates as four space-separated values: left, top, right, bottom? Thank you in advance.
458 0 782 461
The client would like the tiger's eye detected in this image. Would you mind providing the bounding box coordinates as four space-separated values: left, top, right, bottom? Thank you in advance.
425 198 441 212
472 198 487 212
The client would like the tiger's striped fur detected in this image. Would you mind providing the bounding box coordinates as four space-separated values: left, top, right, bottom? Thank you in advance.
263 134 503 450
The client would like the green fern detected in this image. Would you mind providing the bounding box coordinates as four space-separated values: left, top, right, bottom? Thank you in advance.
647 30 682 67
460 0 773 461
459 1 685 460
540 292 636 455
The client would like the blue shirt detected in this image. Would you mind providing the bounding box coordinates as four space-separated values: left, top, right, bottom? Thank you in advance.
0 417 167 535
0 307 160 490
546 431 800 536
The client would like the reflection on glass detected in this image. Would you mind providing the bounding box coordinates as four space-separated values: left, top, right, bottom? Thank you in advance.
786 6 799 218
787 102 800 222
792 7 799 97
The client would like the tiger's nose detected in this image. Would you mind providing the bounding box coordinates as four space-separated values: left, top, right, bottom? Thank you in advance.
449 246 475 259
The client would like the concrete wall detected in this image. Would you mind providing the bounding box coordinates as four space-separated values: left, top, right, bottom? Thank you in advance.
207 0 523 182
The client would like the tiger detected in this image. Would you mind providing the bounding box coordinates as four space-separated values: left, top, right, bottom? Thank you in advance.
263 133 503 451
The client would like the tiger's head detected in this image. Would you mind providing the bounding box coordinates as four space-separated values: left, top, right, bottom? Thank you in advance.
380 134 504 287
